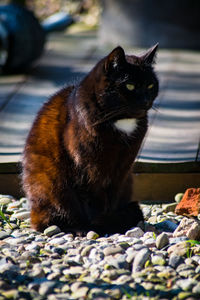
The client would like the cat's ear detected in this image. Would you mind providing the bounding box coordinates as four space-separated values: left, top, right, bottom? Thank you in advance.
140 43 159 65
104 46 126 73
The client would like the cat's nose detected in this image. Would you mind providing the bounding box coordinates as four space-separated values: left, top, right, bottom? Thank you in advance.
143 99 151 109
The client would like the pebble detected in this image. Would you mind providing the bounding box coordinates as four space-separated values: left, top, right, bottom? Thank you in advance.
25 243 40 251
176 278 197 291
1 194 200 299
193 255 200 264
173 217 200 240
162 203 177 213
86 231 99 240
126 251 137 264
144 237 156 247
151 255 166 266
125 227 144 238
175 193 184 203
32 267 46 278
132 248 150 273
133 244 147 251
2 290 19 299
44 226 61 237
48 237 66 245
7 201 22 210
0 231 9 240
156 232 169 250
81 245 94 256
105 254 129 269
70 281 85 293
142 206 152 219
192 282 200 294
12 211 30 220
71 286 89 299
103 245 124 256
168 241 189 256
187 222 200 240
39 281 56 296
148 215 157 223
0 196 13 205
169 254 184 268
5 237 28 245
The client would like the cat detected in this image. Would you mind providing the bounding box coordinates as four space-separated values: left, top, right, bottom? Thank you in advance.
22 44 159 236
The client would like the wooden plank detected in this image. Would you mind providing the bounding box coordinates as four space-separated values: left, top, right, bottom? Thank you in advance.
0 75 26 110
1 171 199 201
0 84 46 162
0 162 21 174
0 76 28 163
134 161 200 173
138 49 200 163
0 174 22 199
1 161 200 175
133 173 200 203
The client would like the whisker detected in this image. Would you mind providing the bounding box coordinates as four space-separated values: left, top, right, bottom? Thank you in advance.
92 106 128 126
95 107 125 118
151 106 158 112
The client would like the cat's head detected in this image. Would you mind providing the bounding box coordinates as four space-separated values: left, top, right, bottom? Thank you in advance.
89 44 159 123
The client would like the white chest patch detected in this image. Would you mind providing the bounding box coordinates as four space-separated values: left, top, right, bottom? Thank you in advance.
114 118 138 135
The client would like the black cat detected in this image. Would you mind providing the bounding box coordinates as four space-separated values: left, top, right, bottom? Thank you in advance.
22 44 159 235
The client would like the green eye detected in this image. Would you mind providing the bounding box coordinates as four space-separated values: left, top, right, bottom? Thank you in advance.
148 84 154 89
126 84 135 91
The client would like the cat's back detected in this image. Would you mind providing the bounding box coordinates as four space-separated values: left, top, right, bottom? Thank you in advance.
25 85 74 149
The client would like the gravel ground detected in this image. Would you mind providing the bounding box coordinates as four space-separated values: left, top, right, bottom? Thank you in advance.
0 194 200 300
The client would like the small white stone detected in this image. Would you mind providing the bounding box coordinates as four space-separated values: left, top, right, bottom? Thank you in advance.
144 238 156 248
62 234 74 242
12 211 30 220
0 197 13 205
125 227 144 238
175 193 184 203
7 201 22 210
48 238 66 245
86 231 99 240
25 243 40 251
176 278 196 291
117 236 134 243
5 237 28 245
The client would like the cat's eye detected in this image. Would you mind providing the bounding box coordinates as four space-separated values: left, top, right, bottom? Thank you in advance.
126 84 135 91
147 84 154 89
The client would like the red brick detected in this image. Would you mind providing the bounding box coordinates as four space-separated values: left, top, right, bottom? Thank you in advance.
175 188 200 216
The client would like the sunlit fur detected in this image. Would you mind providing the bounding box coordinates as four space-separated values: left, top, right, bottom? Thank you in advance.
22 45 159 236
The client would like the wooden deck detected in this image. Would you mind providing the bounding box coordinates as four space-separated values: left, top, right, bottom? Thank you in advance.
0 31 200 201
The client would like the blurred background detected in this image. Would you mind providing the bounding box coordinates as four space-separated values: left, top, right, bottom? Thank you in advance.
1 0 200 49
1 0 200 74
0 0 101 31
100 0 200 49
